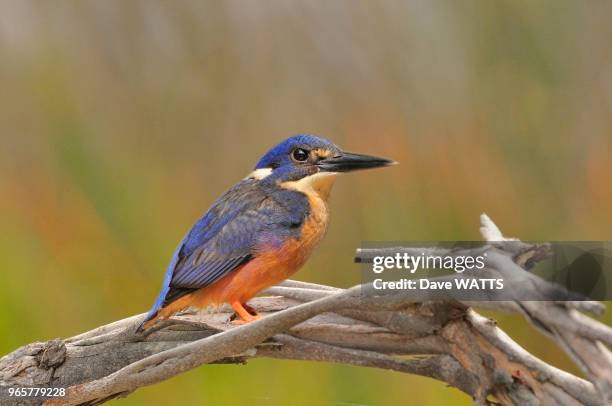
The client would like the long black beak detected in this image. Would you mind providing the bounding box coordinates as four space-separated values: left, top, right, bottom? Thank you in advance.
317 151 397 173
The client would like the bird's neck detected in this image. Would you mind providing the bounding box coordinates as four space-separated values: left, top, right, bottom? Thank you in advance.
280 172 338 202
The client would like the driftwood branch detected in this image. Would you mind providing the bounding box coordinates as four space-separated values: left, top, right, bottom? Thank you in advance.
1 214 611 405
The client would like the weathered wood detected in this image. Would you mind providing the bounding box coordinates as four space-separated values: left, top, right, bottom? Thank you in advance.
0 215 609 406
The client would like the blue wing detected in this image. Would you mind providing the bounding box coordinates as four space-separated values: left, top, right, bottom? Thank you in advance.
140 178 310 325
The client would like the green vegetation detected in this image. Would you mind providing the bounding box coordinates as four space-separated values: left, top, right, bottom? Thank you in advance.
0 2 610 404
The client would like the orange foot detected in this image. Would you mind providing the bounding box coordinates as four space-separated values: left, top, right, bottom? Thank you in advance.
231 301 262 324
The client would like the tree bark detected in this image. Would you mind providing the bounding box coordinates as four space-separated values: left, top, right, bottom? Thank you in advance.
1 215 610 406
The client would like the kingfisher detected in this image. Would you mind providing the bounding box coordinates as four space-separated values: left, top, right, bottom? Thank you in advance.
137 135 394 331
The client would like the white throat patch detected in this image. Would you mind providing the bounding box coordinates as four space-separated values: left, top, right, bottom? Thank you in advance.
281 172 338 201
247 168 273 180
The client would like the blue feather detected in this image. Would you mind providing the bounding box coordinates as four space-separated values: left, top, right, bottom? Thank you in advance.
255 134 338 170
137 176 310 330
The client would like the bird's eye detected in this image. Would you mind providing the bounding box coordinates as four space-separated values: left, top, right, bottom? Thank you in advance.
292 148 309 162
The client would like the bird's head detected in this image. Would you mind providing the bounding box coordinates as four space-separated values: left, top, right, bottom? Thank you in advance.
250 135 395 199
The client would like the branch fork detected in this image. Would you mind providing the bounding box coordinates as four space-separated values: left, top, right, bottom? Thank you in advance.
1 214 610 405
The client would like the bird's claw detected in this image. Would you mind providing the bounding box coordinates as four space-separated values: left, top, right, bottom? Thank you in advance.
230 313 262 325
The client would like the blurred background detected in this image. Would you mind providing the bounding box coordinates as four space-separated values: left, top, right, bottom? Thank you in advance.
1 1 611 405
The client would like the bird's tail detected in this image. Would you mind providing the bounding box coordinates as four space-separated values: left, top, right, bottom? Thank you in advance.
136 289 211 333
136 307 161 333
136 306 182 333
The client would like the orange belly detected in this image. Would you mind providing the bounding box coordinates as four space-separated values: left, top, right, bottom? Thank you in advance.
186 237 317 307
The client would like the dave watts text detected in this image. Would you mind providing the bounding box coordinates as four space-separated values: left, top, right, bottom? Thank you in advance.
372 278 504 290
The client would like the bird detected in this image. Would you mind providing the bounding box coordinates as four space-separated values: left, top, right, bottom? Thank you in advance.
137 135 395 332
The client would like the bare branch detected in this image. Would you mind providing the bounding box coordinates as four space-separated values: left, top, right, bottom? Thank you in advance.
479 213 612 405
0 214 609 406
